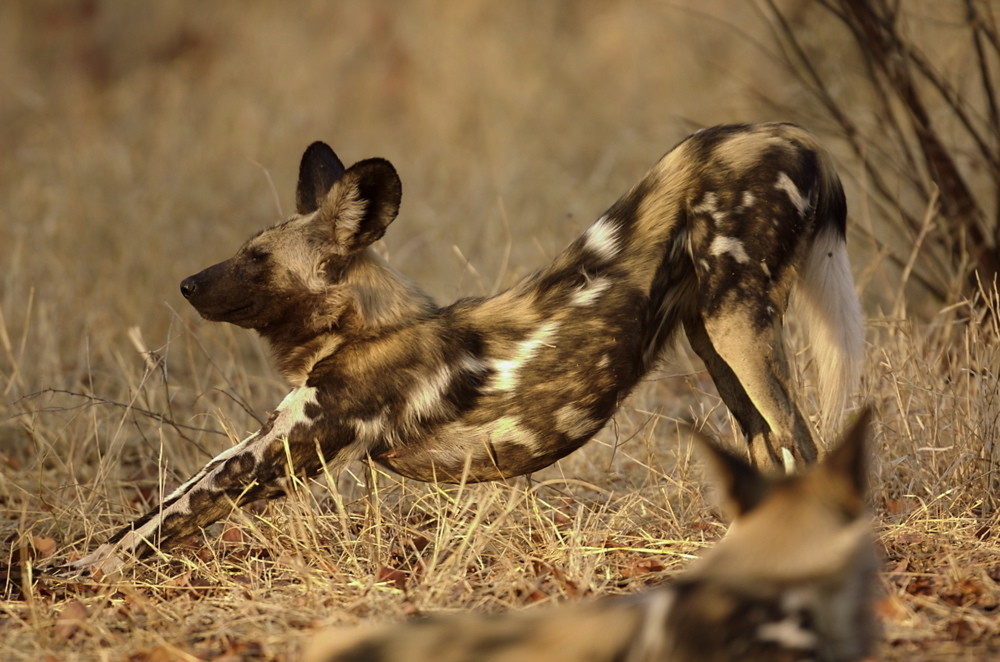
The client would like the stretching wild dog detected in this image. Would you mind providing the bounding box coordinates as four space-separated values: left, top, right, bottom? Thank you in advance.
305 409 878 662
70 123 863 574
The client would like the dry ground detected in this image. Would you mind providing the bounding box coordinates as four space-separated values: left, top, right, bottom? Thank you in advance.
1 2 998 660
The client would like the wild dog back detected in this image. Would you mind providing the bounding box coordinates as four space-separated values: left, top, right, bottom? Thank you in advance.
304 409 877 662
69 123 862 574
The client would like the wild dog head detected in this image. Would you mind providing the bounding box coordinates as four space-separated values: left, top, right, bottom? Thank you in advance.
675 406 878 661
179 143 427 381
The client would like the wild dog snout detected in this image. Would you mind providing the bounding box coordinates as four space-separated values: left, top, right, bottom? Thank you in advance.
179 261 260 325
179 275 198 299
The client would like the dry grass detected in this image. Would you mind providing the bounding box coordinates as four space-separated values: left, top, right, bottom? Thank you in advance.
1 1 998 660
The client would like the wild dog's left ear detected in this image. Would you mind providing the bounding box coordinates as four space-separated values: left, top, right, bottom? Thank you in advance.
296 141 347 214
317 158 402 253
691 429 771 519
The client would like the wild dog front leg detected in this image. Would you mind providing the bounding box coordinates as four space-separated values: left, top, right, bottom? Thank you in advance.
68 387 334 576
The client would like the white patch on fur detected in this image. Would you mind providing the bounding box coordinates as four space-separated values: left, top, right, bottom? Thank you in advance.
490 322 559 392
168 387 319 499
554 404 599 439
403 353 488 425
406 364 454 421
570 276 611 307
582 215 621 260
775 172 809 217
757 617 818 650
486 416 537 449
761 260 771 278
457 352 490 376
692 191 728 224
709 236 750 264
352 413 387 444
740 190 756 209
691 192 718 215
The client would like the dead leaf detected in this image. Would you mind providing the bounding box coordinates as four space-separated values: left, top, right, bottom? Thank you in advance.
550 509 571 525
941 577 996 609
892 532 924 545
53 599 89 641
376 566 408 590
164 571 214 598
405 535 430 552
904 575 936 597
127 645 180 662
31 536 58 560
874 595 907 622
883 498 904 515
523 587 548 604
620 558 665 579
221 525 246 544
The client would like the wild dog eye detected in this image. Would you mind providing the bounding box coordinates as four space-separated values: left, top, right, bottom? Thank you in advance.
248 248 270 263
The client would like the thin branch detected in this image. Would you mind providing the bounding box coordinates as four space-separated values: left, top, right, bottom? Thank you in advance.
9 388 227 447
762 0 921 234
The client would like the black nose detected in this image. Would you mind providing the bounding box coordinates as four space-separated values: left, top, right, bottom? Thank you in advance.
180 276 197 299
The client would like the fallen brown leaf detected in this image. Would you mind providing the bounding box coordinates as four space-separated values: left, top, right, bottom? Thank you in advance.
221 525 247 544
620 558 665 579
127 645 181 662
31 536 58 560
376 566 408 590
53 599 89 641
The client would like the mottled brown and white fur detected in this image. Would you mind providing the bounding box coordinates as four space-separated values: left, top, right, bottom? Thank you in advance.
305 409 878 662
69 123 862 574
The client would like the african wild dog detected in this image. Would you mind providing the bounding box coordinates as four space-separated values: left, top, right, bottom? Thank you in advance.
305 409 877 662
69 122 863 574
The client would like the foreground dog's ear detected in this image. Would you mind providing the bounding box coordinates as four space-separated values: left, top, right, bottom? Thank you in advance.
317 158 402 254
692 429 771 519
819 405 872 516
296 142 347 214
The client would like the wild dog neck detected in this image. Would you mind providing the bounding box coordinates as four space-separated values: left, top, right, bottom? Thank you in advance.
261 249 437 386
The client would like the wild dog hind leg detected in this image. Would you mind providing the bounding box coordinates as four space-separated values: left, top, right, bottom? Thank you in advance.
689 301 816 471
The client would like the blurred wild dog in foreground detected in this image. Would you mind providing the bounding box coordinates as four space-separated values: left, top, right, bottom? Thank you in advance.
305 409 877 662
70 122 862 574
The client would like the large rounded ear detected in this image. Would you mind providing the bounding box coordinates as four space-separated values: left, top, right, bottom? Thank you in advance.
691 428 771 519
819 405 872 515
296 142 346 214
318 158 402 253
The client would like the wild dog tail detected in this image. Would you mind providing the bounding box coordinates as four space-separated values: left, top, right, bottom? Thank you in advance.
792 165 864 432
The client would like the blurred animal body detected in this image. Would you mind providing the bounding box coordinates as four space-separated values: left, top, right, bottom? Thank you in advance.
305 410 878 662
71 123 862 574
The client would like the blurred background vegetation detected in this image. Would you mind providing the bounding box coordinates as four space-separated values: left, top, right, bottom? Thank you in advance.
1 1 995 372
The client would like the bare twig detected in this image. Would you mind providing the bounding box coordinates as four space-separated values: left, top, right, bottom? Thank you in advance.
9 388 226 454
